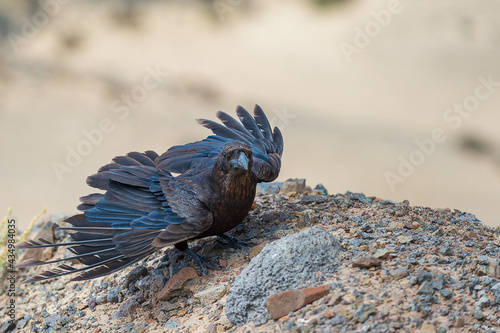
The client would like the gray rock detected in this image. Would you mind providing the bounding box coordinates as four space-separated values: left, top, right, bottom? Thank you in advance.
475 296 490 309
313 183 328 196
115 295 143 318
282 178 306 194
389 266 409 280
473 308 484 320
165 318 179 329
417 281 434 295
225 226 341 326
256 182 283 194
107 286 122 304
125 265 148 287
43 314 67 328
354 304 376 323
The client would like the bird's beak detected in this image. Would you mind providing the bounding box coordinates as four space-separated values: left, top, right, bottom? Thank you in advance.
230 152 249 170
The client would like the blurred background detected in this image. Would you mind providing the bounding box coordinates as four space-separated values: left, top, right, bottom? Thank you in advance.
1 0 500 229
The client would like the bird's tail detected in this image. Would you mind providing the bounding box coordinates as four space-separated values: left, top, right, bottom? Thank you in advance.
16 150 168 283
16 214 160 283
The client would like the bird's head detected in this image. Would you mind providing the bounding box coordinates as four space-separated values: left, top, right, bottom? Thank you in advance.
218 141 253 174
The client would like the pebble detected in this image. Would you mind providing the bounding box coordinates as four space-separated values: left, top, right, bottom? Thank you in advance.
354 304 376 323
164 319 179 329
125 266 148 287
282 178 306 195
417 281 434 295
389 266 409 280
194 285 228 306
352 256 381 269
157 267 199 301
373 248 395 259
267 285 330 320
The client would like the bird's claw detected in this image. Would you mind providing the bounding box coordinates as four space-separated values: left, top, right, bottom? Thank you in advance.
184 248 223 276
216 234 254 249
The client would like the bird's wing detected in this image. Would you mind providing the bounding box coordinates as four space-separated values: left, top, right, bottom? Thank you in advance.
17 151 209 282
152 176 214 247
157 104 284 183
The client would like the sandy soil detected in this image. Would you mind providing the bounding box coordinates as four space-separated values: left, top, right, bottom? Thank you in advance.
1 0 500 228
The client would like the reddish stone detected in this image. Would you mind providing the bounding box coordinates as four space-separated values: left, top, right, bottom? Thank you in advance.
352 256 381 269
267 285 330 320
157 267 199 301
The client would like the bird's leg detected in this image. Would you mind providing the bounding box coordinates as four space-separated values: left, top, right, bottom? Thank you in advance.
174 241 222 276
216 234 254 249
183 248 223 276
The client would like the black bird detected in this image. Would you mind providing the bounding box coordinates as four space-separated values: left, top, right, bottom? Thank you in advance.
17 105 283 283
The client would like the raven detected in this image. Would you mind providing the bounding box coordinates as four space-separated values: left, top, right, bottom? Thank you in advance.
17 105 283 283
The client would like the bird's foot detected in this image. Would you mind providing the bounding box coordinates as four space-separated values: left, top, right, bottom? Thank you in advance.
184 248 223 276
216 234 254 249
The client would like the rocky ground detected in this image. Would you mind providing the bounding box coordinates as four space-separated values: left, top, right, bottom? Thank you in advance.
2 180 500 332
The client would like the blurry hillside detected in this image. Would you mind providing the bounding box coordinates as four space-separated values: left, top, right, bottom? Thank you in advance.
1 0 500 228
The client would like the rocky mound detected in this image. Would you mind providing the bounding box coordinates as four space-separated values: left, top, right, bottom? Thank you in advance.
2 180 500 332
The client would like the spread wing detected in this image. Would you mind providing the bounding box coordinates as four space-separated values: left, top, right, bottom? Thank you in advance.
157 105 284 183
17 151 213 283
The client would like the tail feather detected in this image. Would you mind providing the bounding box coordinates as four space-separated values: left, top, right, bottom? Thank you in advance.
19 150 172 283
22 254 126 284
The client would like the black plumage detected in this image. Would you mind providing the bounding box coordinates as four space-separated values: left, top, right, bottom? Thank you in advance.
17 105 283 283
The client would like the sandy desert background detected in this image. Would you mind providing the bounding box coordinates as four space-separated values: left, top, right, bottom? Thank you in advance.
1 0 500 229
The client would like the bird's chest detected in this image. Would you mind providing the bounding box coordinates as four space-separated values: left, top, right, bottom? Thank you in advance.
208 176 256 235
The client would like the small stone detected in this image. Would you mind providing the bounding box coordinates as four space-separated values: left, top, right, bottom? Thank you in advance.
352 256 381 269
206 323 218 333
77 304 88 310
94 296 106 306
439 289 452 299
439 245 453 256
373 248 395 259
397 236 413 244
417 281 434 295
107 286 122 304
360 224 373 233
125 266 148 287
354 304 376 323
430 272 445 290
420 324 436 333
313 184 328 196
300 195 327 204
295 209 319 228
267 285 330 320
454 317 466 327
282 179 306 194
116 295 142 318
323 310 335 319
472 308 484 320
164 319 179 329
157 267 199 301
194 285 228 306
389 266 409 280
475 296 490 309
